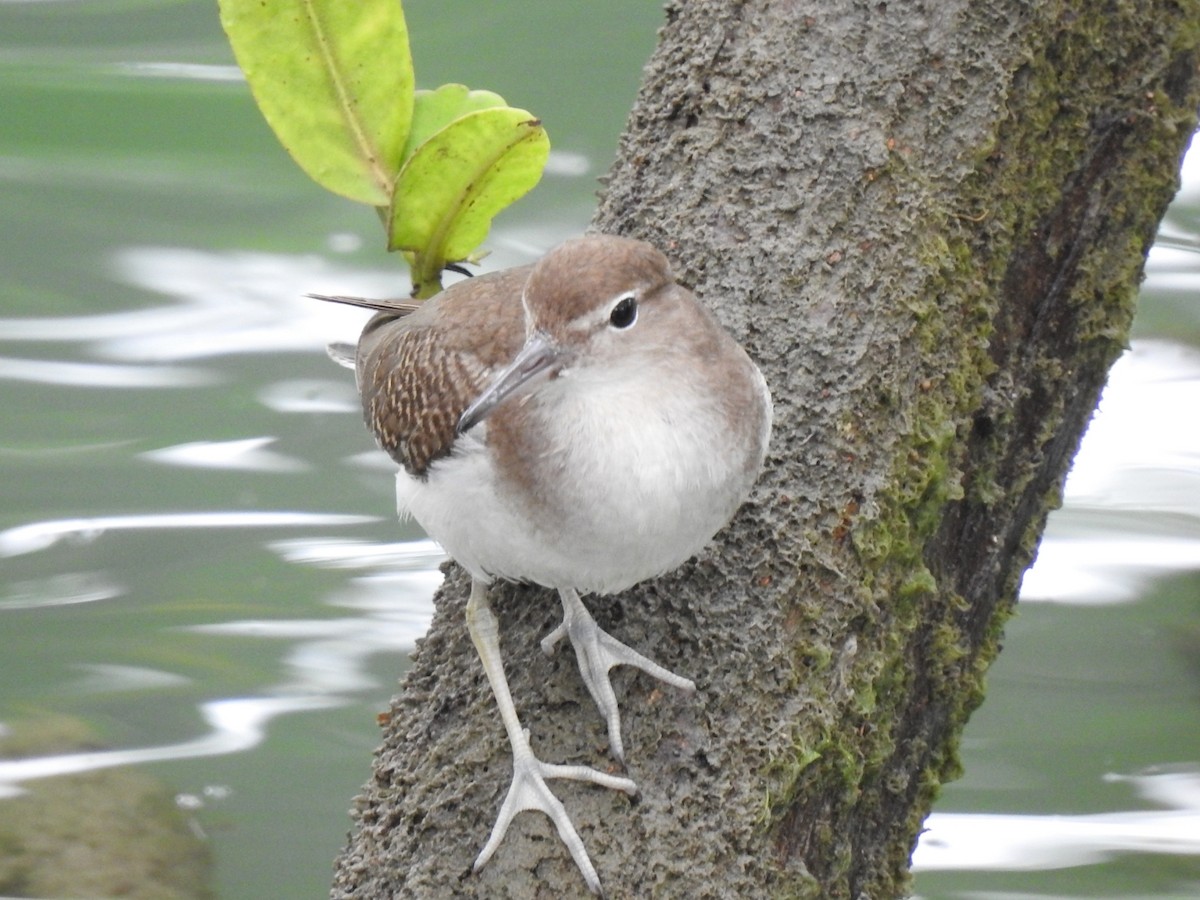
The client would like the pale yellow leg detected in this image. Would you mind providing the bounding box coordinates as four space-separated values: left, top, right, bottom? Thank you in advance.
466 578 636 895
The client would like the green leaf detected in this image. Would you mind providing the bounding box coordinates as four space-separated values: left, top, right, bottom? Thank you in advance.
389 107 550 293
401 84 508 165
219 0 414 206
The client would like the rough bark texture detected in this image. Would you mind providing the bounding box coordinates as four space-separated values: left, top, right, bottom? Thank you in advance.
332 1 1200 897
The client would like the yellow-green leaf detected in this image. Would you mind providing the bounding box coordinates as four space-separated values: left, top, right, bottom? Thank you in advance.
219 0 413 206
401 85 508 166
389 107 549 291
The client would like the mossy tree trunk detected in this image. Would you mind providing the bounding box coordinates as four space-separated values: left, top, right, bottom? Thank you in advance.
331 1 1200 897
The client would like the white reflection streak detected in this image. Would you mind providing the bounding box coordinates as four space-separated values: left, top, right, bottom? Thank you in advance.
269 536 446 569
1020 339 1200 605
189 603 432 695
1063 340 1200 504
257 378 361 414
0 355 215 388
116 62 244 82
104 248 377 360
914 771 1200 872
0 696 340 799
0 511 380 558
72 664 191 694
1019 535 1200 604
0 249 384 359
914 809 1200 871
543 150 591 176
0 572 122 610
186 538 444 695
140 436 310 473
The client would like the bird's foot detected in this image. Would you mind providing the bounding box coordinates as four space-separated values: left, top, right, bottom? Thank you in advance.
475 727 636 896
542 588 696 762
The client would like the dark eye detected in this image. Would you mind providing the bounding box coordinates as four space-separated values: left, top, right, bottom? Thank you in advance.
609 294 638 329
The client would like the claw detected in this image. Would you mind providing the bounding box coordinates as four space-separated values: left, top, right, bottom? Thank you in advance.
550 588 696 762
474 728 636 896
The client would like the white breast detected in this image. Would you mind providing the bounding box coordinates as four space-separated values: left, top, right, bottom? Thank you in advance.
397 353 770 596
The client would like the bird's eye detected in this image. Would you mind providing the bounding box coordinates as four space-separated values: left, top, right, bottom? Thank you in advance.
608 294 638 329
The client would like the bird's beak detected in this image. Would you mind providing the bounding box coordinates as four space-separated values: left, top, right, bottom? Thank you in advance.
458 331 561 434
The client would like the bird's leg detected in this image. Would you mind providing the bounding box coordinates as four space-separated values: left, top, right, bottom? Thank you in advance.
465 578 637 895
541 587 697 763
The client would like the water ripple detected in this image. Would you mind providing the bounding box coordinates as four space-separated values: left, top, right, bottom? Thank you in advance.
0 354 216 388
0 511 381 558
0 572 122 610
914 769 1200 874
140 436 310 473
0 695 342 799
1021 339 1200 605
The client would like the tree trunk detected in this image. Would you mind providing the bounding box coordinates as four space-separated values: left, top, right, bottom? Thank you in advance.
331 1 1200 897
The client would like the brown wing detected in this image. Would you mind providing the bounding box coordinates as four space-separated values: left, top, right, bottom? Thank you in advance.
354 267 529 478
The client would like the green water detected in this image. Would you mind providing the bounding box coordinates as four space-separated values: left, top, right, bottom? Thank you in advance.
1 3 1197 898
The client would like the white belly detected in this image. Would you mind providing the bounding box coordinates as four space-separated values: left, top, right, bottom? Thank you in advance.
397 367 768 595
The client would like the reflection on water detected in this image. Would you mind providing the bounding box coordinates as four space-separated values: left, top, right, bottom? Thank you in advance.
0 247 382 361
0 531 440 814
257 378 360 414
116 62 244 83
0 571 123 611
1020 530 1200 605
188 535 445 697
70 663 192 695
1020 339 1200 605
910 335 1200 886
0 511 380 558
1062 340 1200 514
268 535 445 570
0 695 343 800
140 436 312 473
915 769 1200 875
0 353 216 388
